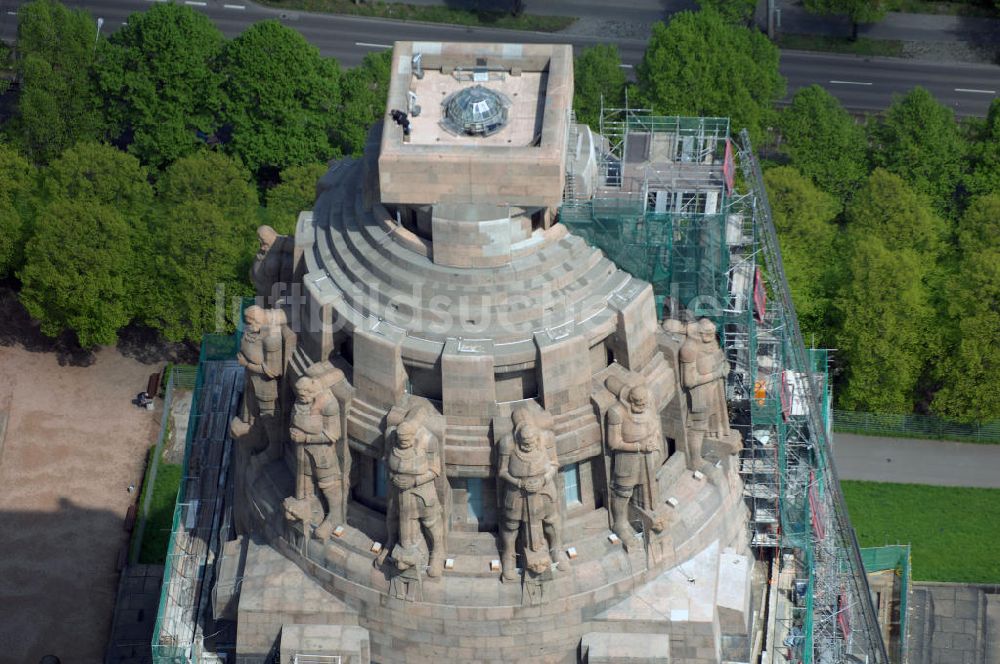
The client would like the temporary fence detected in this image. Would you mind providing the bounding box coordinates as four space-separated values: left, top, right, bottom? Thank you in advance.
834 410 1000 444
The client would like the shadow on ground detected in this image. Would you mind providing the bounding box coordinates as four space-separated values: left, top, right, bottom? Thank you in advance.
0 284 198 367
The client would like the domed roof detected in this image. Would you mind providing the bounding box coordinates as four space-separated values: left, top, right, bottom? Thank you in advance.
442 85 510 137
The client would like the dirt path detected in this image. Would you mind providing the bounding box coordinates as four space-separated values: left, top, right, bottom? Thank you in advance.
0 345 162 664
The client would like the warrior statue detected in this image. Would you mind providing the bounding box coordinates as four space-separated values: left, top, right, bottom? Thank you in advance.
605 376 665 546
497 407 569 581
251 225 293 302
680 318 739 469
284 372 344 541
231 305 285 464
386 408 446 578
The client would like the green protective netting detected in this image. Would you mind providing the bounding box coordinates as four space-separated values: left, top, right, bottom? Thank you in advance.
861 545 912 663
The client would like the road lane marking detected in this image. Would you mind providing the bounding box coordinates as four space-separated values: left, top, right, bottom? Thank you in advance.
829 80 873 86
7 10 18 13
224 4 246 8
619 64 633 69
955 88 995 95
184 1 207 6
355 42 392 49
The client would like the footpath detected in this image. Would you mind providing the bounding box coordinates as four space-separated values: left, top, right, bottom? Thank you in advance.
832 433 1000 489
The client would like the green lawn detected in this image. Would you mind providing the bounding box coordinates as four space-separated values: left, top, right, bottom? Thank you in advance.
842 481 1000 583
777 34 905 58
135 446 184 564
256 0 576 32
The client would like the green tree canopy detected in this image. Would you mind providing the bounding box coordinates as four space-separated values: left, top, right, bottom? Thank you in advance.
844 168 944 256
0 145 38 276
221 21 341 176
573 44 626 130
19 200 134 347
146 200 253 342
41 142 153 220
779 84 868 201
871 87 967 216
803 0 887 38
636 10 785 144
95 3 225 168
265 162 328 234
695 0 757 24
931 195 1000 422
139 150 257 341
336 50 391 157
834 239 936 413
964 98 1000 200
835 168 945 413
155 150 259 219
764 166 840 344
11 0 102 163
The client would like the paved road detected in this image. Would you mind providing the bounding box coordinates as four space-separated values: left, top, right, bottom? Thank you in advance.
832 433 1000 488
3 0 997 116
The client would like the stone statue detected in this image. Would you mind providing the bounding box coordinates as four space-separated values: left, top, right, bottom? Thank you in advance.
283 372 344 541
386 408 446 577
231 305 285 463
605 376 665 546
497 407 568 581
680 318 739 469
251 225 293 301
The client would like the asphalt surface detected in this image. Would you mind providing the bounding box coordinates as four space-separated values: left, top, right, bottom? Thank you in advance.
832 433 1000 489
3 0 998 116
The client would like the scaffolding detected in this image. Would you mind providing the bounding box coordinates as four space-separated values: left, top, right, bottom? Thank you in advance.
561 106 732 314
559 103 890 664
150 334 243 664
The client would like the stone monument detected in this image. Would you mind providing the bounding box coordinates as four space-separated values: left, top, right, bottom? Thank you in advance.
221 41 754 664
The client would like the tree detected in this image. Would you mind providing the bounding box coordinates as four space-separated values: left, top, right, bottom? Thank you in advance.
803 0 887 40
636 11 785 144
336 50 391 157
931 195 1000 423
844 168 944 256
11 0 102 163
95 3 225 169
221 21 342 177
834 239 936 413
155 150 259 221
573 44 626 130
0 145 37 277
763 166 840 344
871 87 967 217
265 162 329 234
146 201 254 342
779 85 868 201
19 201 133 347
41 142 153 221
835 169 945 413
964 98 1000 200
140 150 258 341
695 0 757 24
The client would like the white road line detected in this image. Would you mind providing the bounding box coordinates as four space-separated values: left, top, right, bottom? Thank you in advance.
619 64 633 69
7 10 18 13
954 88 996 95
184 1 207 6
829 80 873 86
224 4 246 8
122 21 128 24
355 42 392 49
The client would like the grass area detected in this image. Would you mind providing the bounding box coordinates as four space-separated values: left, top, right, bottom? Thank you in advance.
884 0 1000 18
777 33 905 57
256 0 576 32
842 481 1000 583
135 446 184 565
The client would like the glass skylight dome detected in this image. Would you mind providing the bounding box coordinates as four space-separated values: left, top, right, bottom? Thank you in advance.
441 85 511 137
